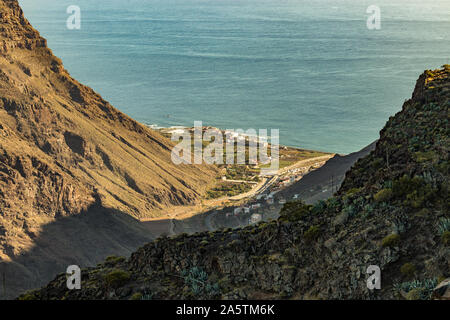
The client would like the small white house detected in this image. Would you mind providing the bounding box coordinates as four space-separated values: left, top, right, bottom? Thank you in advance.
251 203 261 209
168 128 187 135
250 213 262 224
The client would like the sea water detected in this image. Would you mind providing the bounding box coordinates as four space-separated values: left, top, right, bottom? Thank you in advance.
18 0 450 154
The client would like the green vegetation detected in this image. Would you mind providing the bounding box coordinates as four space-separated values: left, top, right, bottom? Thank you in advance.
17 292 36 300
206 182 252 199
311 200 327 215
326 197 340 211
224 165 260 182
105 255 126 265
374 189 393 202
438 217 450 235
400 263 416 279
392 175 438 209
103 269 131 288
414 151 438 163
304 225 320 243
141 289 153 300
181 267 220 298
381 234 400 248
342 203 357 218
442 231 450 245
279 201 312 222
130 292 142 300
394 278 438 300
346 187 362 197
405 288 422 300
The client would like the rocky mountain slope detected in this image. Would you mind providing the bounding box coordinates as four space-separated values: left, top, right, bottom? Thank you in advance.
0 0 216 298
25 66 449 300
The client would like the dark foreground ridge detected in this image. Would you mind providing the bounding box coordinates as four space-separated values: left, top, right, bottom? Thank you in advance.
22 67 450 300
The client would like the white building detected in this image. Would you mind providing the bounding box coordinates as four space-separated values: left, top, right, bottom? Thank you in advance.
168 128 187 135
249 214 262 224
251 203 261 209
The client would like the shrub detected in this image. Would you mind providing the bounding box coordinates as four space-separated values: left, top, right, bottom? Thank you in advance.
442 231 450 245
105 255 126 265
394 278 438 300
405 288 422 300
346 188 362 197
416 208 431 217
414 151 438 163
327 197 340 211
304 225 320 242
311 200 327 215
342 204 357 218
18 292 36 300
383 180 393 189
374 189 393 202
279 201 312 222
381 234 400 248
392 175 437 208
363 204 374 216
393 175 424 198
104 269 131 288
400 263 416 278
130 292 142 300
371 158 384 169
405 184 437 208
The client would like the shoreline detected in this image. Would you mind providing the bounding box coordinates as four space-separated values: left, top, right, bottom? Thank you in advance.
144 123 339 156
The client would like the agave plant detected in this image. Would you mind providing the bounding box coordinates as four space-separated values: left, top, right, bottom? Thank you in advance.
438 217 450 235
394 278 438 300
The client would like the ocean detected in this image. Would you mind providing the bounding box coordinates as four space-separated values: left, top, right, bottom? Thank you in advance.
18 0 450 154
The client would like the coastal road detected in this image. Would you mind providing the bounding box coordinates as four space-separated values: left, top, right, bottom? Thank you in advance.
278 154 335 175
232 155 334 200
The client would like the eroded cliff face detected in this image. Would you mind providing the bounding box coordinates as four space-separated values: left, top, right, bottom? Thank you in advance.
26 66 449 300
0 0 217 298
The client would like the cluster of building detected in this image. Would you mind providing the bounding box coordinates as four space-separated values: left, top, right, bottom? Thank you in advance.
224 191 287 219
